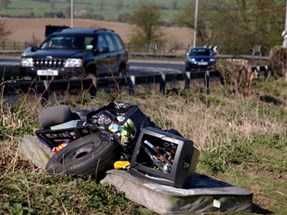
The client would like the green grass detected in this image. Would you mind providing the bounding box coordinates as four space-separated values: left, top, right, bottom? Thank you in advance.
1 172 153 214
1 78 287 214
3 0 189 22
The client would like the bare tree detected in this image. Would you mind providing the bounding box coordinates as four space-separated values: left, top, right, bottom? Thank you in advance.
98 1 104 11
171 0 178 10
208 0 284 54
0 0 11 9
0 20 11 41
175 0 209 46
116 0 124 12
175 0 284 55
128 2 165 49
50 0 55 12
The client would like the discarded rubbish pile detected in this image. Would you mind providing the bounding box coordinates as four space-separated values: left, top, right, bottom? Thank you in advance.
34 101 198 187
19 101 253 214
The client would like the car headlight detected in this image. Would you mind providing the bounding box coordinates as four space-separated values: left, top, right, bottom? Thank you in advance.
210 58 216 62
64 58 83 68
21 58 34 67
187 57 196 62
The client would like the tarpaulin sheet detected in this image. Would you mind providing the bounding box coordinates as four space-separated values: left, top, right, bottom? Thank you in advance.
19 135 54 169
19 135 253 214
101 170 253 214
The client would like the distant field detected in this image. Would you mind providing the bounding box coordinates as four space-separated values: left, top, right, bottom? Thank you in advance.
1 18 193 53
2 0 189 23
1 0 193 53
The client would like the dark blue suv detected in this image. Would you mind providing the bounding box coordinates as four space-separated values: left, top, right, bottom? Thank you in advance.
185 47 216 71
20 28 128 80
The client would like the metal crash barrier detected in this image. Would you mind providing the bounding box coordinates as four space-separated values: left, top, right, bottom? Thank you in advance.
1 69 221 101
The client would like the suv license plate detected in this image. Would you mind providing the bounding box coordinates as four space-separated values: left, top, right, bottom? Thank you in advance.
198 62 208 65
37 69 59 76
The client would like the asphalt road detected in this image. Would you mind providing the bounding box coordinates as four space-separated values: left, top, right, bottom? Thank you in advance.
0 57 185 75
0 57 21 66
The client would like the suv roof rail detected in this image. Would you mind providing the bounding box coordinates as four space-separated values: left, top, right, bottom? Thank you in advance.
94 28 114 33
56 28 115 34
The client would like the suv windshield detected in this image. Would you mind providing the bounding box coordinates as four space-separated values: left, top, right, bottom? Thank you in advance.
40 35 94 50
189 48 211 56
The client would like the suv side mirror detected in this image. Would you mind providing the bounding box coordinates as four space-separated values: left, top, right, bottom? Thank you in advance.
30 45 38 52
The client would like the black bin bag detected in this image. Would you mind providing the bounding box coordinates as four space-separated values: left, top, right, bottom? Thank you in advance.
86 101 157 151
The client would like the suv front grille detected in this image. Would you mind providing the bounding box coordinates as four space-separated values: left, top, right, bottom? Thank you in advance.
34 58 65 68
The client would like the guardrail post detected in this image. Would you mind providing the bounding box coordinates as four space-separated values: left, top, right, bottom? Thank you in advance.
89 76 97 98
128 75 135 95
204 70 210 94
185 71 191 89
160 73 166 94
36 80 49 104
264 65 269 79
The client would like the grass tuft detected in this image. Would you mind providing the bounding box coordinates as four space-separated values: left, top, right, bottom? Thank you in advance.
1 80 287 214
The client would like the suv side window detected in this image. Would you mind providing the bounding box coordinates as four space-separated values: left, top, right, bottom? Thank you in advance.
97 35 108 50
104 33 116 51
83 36 94 48
113 34 124 50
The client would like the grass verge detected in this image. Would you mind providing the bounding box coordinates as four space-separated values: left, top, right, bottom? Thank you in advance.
1 79 287 214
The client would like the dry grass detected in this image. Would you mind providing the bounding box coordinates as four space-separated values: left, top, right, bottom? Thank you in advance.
269 46 287 79
1 81 287 214
1 83 286 163
217 59 259 96
0 138 38 174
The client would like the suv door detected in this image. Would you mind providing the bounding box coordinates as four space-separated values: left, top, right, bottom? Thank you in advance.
94 33 111 76
103 32 118 75
112 33 128 74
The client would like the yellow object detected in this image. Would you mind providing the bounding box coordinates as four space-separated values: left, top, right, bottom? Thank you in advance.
52 143 67 152
114 161 131 170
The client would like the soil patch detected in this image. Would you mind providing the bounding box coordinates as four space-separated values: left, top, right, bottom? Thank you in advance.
2 18 192 53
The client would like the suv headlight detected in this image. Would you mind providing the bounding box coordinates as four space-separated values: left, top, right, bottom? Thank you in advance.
21 58 34 67
64 58 83 68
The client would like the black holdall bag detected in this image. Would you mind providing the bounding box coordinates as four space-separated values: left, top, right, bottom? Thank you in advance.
86 101 157 150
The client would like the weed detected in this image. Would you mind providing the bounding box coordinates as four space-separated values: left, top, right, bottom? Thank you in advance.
0 172 154 215
1 79 287 214
198 135 259 175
